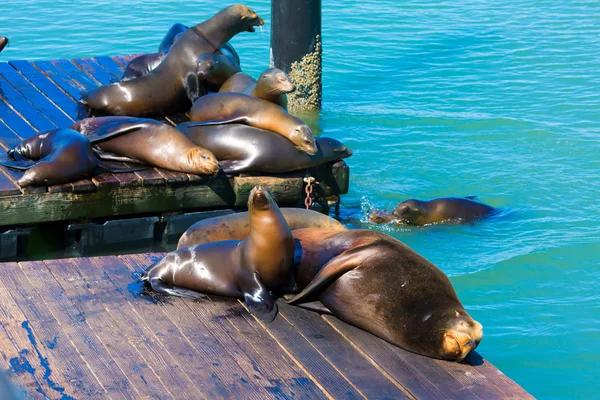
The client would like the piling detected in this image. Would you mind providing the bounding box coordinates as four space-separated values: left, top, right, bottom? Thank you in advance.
271 0 322 112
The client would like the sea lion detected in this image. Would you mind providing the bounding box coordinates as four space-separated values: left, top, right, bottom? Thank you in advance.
286 228 484 361
158 22 188 53
196 52 241 92
72 117 218 175
142 186 295 322
177 207 347 248
219 68 295 109
177 123 351 174
367 209 398 224
392 197 495 225
0 129 139 187
121 53 167 81
0 36 7 53
81 5 263 116
188 93 318 154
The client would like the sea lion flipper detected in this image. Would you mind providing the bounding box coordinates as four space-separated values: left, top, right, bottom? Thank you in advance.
293 301 332 315
187 115 248 127
241 272 278 322
148 277 206 300
0 159 37 170
286 246 378 305
84 122 148 144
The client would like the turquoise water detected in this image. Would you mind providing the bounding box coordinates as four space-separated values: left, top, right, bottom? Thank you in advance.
2 1 599 398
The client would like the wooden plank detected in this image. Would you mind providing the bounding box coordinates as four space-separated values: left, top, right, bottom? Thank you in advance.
324 315 526 400
94 56 126 78
115 254 266 399
0 120 22 196
276 302 410 399
0 63 73 127
9 60 80 118
72 58 117 85
93 255 223 399
50 59 101 91
47 257 175 399
121 253 330 400
0 262 106 398
112 55 141 68
18 260 137 399
0 74 56 133
31 60 86 100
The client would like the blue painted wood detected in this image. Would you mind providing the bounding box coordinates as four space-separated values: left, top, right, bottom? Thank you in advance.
51 59 102 89
0 120 23 196
0 64 73 127
0 75 56 133
72 58 116 85
8 60 79 118
94 56 125 78
31 60 85 99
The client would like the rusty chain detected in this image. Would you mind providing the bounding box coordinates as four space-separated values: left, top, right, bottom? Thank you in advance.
303 175 318 209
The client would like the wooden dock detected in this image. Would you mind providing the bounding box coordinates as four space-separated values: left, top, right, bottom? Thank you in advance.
0 253 532 399
0 55 349 228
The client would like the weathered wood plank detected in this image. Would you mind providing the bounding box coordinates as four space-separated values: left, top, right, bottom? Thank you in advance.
9 60 81 119
50 59 101 91
94 56 126 78
276 302 410 399
112 55 142 69
121 253 329 399
18 260 137 399
72 58 117 86
118 254 267 399
94 255 223 399
0 74 56 133
0 120 22 196
47 257 175 399
30 61 84 100
0 64 73 128
0 262 106 398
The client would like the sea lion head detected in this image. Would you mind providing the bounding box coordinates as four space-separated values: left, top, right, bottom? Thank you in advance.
423 309 483 361
257 68 295 95
248 185 276 212
313 138 352 161
368 210 395 224
289 123 318 155
185 147 219 175
228 4 264 32
196 53 219 79
392 199 424 225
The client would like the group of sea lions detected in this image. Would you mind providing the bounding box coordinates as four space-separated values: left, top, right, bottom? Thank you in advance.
0 4 351 185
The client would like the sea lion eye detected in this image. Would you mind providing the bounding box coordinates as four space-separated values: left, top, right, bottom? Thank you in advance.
304 139 312 145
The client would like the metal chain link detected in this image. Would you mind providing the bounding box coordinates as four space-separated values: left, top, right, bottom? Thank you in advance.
303 176 317 209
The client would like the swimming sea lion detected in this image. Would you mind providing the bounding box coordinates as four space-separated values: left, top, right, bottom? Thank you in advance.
177 207 347 248
392 197 495 225
177 122 351 173
142 186 295 322
72 117 218 175
81 4 263 116
286 228 484 361
367 209 398 224
0 129 139 187
196 52 241 92
0 37 7 53
188 92 318 154
219 68 295 109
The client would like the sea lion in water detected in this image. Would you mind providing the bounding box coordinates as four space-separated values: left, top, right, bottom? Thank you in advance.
392 197 495 225
188 92 318 154
219 68 295 109
177 123 351 174
196 52 241 92
0 37 7 53
72 117 218 175
367 209 398 224
81 5 263 116
142 186 295 322
286 228 484 361
177 208 347 248
0 129 139 187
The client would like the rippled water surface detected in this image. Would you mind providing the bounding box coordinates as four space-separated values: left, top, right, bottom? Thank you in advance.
2 1 599 398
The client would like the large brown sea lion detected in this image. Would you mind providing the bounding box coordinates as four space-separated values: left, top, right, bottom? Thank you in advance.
177 122 351 174
177 208 346 249
142 186 295 322
196 52 241 92
218 68 295 109
392 197 496 225
285 228 484 361
188 92 318 154
81 5 263 116
72 117 218 175
0 129 139 187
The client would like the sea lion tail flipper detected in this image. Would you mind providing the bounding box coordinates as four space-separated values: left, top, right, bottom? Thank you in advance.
149 278 206 300
187 115 248 127
241 272 278 322
286 246 379 305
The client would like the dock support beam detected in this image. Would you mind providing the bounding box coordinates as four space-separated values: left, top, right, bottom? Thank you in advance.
271 0 322 112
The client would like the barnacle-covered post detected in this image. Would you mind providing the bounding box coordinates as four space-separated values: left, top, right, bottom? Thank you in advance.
271 0 322 112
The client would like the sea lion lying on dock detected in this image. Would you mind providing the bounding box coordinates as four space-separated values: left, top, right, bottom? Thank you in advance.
82 4 263 116
142 186 295 322
0 129 140 187
177 122 351 174
219 68 295 109
188 92 318 154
